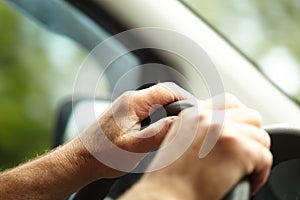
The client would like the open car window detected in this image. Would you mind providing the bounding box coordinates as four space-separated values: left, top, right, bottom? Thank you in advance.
0 1 89 169
181 0 300 105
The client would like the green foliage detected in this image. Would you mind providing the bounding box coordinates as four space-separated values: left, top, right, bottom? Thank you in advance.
0 2 52 169
0 2 85 170
252 0 300 59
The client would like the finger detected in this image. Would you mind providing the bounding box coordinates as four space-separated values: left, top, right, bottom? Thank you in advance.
126 116 177 152
202 93 247 110
223 123 271 149
250 147 273 195
157 82 196 100
219 136 272 196
132 82 196 120
227 137 272 196
198 108 266 158
226 108 263 128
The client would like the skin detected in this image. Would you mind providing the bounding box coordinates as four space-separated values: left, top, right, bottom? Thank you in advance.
120 94 272 200
0 83 272 200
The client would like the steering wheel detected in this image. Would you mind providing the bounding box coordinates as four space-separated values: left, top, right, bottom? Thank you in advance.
70 99 300 200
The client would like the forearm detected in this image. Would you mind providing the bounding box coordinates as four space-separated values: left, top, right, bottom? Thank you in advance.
0 137 103 200
119 175 198 200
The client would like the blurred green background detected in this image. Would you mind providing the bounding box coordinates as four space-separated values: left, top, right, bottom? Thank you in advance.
0 0 299 170
0 2 86 170
183 0 300 100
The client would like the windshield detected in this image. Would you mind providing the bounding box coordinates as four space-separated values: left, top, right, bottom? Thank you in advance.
181 0 300 105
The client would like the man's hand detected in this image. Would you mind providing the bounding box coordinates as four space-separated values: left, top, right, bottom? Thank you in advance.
120 94 272 200
97 82 193 152
79 82 195 178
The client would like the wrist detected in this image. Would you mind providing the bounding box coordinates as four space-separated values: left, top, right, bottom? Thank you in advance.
57 137 108 181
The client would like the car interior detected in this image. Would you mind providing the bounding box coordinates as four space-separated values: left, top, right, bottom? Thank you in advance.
4 0 300 199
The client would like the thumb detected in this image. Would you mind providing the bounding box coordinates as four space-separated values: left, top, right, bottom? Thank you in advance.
132 82 195 120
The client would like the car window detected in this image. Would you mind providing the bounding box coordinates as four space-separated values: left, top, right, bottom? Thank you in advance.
0 1 91 169
181 0 300 105
1 0 181 170
0 0 146 169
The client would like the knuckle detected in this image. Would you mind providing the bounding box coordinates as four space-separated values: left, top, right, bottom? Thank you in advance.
265 133 271 149
121 90 134 99
198 111 211 122
179 108 216 131
224 93 244 108
249 108 262 120
218 133 241 151
227 107 263 127
265 149 273 168
206 123 223 136
245 108 263 127
119 91 136 110
224 93 238 102
224 93 237 100
159 81 178 88
268 158 273 170
237 143 257 174
219 134 255 173
259 129 271 148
